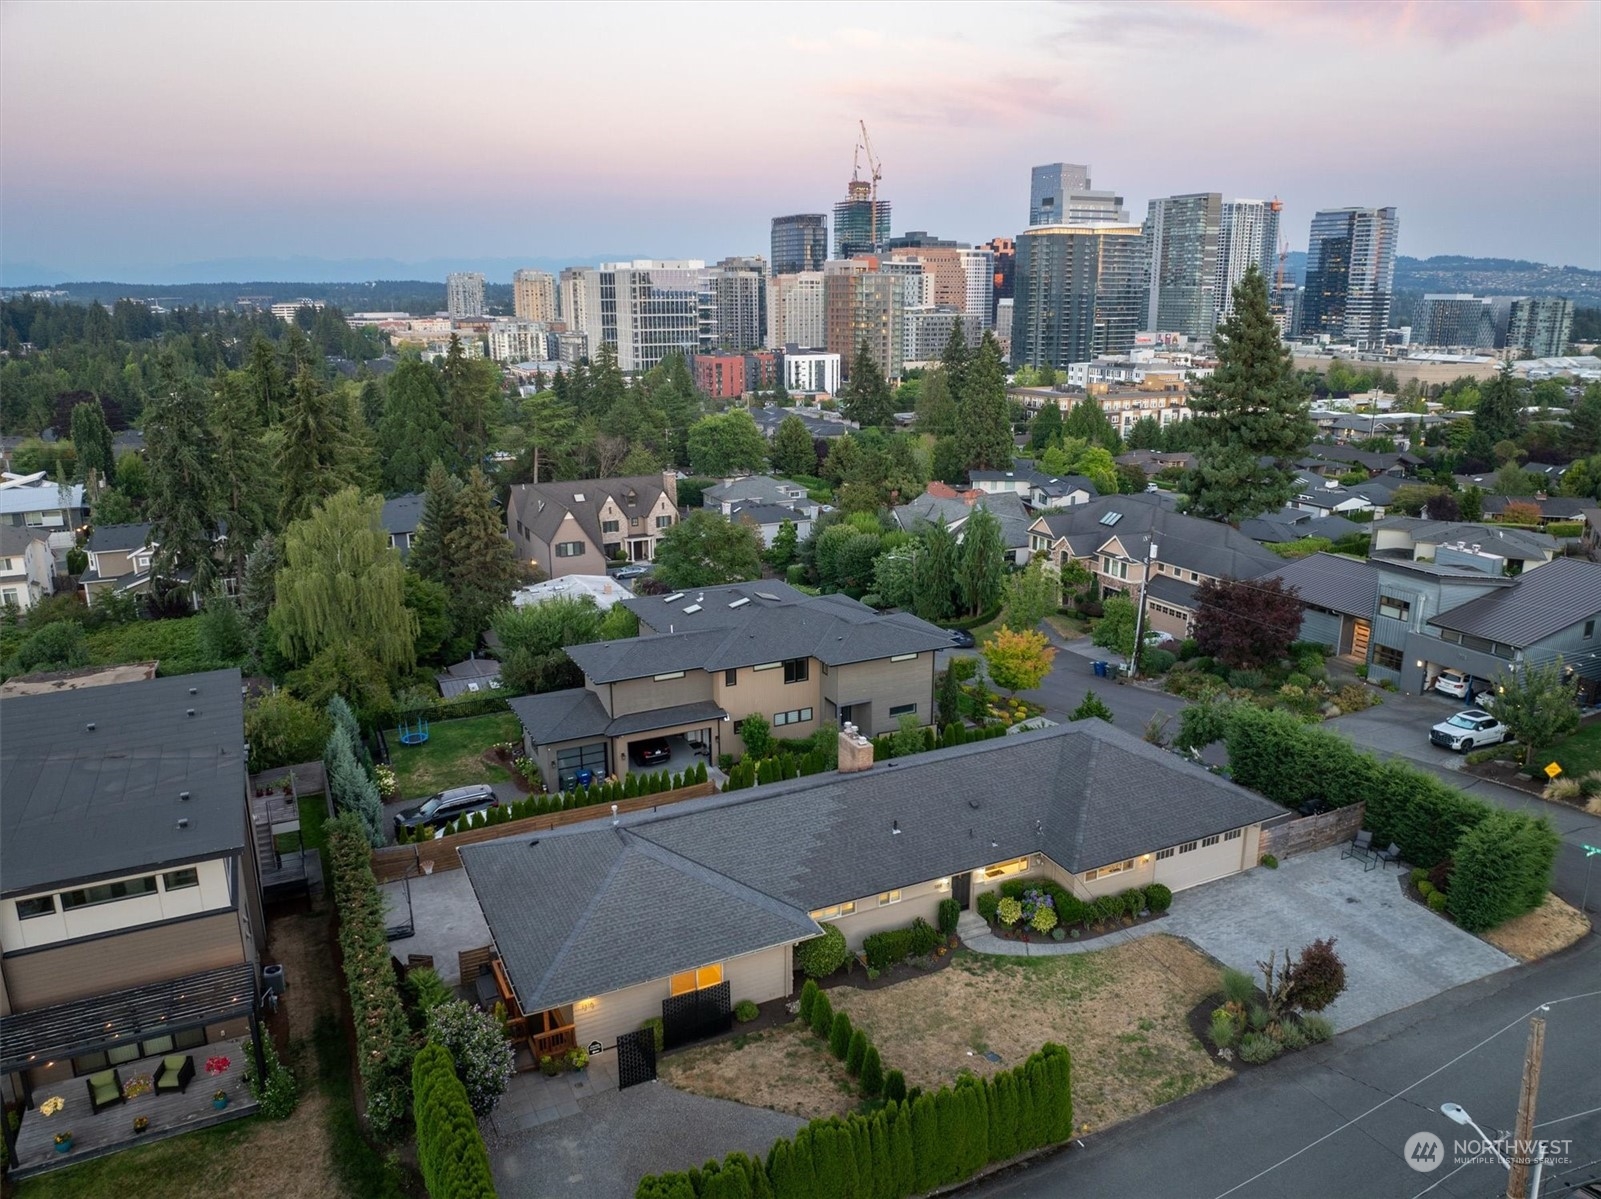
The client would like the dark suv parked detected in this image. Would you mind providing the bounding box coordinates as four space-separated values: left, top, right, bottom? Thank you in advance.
392 784 498 837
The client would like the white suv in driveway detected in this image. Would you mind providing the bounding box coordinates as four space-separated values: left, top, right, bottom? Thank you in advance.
1433 669 1472 698
1429 708 1511 752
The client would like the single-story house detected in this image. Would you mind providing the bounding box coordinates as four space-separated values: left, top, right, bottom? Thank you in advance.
729 501 814 548
458 720 1283 1056
435 656 503 699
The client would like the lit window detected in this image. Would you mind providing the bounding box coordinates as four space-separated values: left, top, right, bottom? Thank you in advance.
653 671 685 681
809 901 858 922
670 962 725 995
1084 859 1135 881
982 858 1028 880
878 889 902 906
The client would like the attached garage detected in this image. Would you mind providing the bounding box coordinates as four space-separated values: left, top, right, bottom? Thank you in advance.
1152 829 1250 892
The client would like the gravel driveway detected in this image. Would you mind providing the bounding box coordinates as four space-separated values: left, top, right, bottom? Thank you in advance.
489 1081 802 1199
1160 845 1515 1029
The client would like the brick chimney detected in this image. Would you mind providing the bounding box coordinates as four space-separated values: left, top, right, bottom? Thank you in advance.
837 722 874 774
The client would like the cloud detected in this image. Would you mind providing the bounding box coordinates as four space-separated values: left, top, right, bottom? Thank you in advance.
1192 0 1575 46
834 73 1105 131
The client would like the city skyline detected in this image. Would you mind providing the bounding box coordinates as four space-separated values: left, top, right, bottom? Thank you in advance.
2 0 1598 283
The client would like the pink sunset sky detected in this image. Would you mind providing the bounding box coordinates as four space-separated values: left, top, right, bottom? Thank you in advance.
2 0 1597 281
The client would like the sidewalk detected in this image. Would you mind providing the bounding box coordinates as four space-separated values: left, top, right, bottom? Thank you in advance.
956 909 1165 957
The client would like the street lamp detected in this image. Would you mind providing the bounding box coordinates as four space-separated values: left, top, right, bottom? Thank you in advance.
1440 1103 1546 1197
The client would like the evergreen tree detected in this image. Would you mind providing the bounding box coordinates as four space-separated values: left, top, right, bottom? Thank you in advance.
989 1072 1018 1161
771 414 817 476
144 353 219 591
1126 415 1163 450
443 467 523 646
912 518 958 622
1184 266 1315 524
408 462 463 586
767 519 799 571
841 341 895 429
238 533 280 635
520 388 578 484
380 357 454 493
954 506 1005 617
1062 397 1122 452
911 1092 941 1192
276 366 363 526
810 1123 845 1199
887 1101 915 1195
1028 401 1062 452
70 399 116 483
245 334 288 425
1474 362 1527 446
930 435 966 484
915 368 957 436
956 332 1013 471
210 371 270 580
940 322 970 408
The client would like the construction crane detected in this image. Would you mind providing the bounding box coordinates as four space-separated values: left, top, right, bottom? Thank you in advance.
856 120 883 249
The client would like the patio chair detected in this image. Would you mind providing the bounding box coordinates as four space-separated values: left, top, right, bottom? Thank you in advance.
1375 842 1403 870
1341 830 1374 863
86 1068 124 1114
155 1054 195 1095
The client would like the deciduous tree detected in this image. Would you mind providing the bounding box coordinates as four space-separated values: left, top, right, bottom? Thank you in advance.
1091 594 1137 658
687 410 769 477
1002 555 1060 632
981 627 1055 696
1192 576 1303 670
1490 657 1581 764
652 510 764 588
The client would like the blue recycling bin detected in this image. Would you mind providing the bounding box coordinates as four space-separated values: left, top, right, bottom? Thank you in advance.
1092 661 1108 678
574 768 595 788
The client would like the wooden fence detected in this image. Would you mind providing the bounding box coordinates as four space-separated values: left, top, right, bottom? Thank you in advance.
1258 801 1366 862
371 781 718 882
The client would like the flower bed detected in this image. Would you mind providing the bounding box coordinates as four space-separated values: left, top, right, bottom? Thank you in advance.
976 877 1173 942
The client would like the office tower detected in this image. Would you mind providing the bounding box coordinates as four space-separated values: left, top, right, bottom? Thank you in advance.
1216 199 1281 320
1301 207 1399 348
880 258 930 309
767 272 827 349
1413 295 1497 348
1505 297 1573 357
446 271 485 319
1028 163 1127 225
985 238 1015 324
994 299 1014 358
833 181 892 257
512 269 556 323
823 260 903 379
1011 223 1145 369
959 247 995 330
1143 193 1223 337
562 260 708 372
771 214 828 274
886 245 966 309
711 256 768 351
904 308 981 363
883 230 959 250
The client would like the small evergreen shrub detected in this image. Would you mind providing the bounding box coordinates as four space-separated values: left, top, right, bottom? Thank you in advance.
1261 853 1279 869
810 992 834 1038
845 1029 868 1074
1279 1021 1309 1051
1409 867 1429 887
860 1045 884 1095
1417 880 1436 898
795 924 849 978
883 1069 907 1103
734 1000 760 1023
1228 669 1266 690
937 897 961 936
1119 887 1145 918
829 1011 853 1060
1428 890 1449 913
1144 883 1173 913
798 979 819 1024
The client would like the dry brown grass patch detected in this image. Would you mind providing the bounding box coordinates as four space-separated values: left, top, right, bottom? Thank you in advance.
659 1021 858 1121
1482 894 1591 962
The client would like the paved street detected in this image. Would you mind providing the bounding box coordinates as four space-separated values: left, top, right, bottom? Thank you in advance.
968 931 1601 1199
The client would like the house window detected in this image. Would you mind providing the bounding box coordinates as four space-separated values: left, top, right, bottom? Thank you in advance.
16 895 55 920
1372 645 1404 671
656 515 673 529
888 703 916 717
162 868 200 891
1224 829 1242 841
1189 571 1199 582
1587 620 1596 639
602 520 620 534
555 541 586 558
982 857 1029 880
772 707 814 726
809 901 857 921
725 669 737 686
669 962 725 996
878 889 902 906
0 557 13 573
1155 847 1175 861
890 653 917 663
753 662 780 672
60 875 158 910
783 658 809 684
1084 859 1135 881
1377 594 1412 620
1201 835 1220 848
630 516 641 527
653 671 685 681
1101 556 1129 580
1178 841 1198 854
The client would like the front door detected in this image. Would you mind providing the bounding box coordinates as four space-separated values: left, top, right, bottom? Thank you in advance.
1350 619 1370 660
952 872 972 910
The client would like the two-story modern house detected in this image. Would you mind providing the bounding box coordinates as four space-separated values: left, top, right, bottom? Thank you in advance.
969 460 1097 510
507 581 949 790
0 473 88 570
0 526 56 612
1029 495 1284 639
78 522 157 605
507 472 679 578
0 670 268 1174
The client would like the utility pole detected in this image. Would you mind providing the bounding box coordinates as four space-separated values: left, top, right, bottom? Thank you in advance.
1507 1016 1546 1199
1128 542 1158 681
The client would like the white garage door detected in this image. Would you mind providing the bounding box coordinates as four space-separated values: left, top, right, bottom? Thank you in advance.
1154 832 1245 892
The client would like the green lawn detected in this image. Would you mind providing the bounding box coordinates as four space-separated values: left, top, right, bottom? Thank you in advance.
387 712 521 800
1550 721 1601 779
15 1118 264 1199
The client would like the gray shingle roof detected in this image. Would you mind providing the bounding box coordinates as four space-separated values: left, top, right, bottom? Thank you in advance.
1427 557 1601 647
460 721 1282 1012
381 493 425 537
0 525 47 556
506 689 612 744
87 522 153 553
1146 575 1199 608
729 502 810 528
1031 495 1283 580
508 474 675 553
892 490 1032 549
703 476 807 507
0 670 248 896
1375 517 1557 561
605 701 727 737
1264 552 1380 617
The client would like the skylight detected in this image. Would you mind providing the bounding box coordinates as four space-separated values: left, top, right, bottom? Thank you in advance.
1099 511 1123 527
755 591 780 601
663 592 685 602
683 604 703 614
572 493 585 502
728 597 751 608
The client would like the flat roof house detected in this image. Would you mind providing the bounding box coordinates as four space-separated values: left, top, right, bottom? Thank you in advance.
507 472 679 579
0 670 268 1176
508 581 949 791
460 721 1282 1057
0 473 88 570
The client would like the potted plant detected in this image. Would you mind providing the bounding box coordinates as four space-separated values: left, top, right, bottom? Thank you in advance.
133 1115 150 1135
538 1053 562 1077
54 1130 73 1153
213 1089 229 1110
565 1046 589 1072
205 1055 231 1107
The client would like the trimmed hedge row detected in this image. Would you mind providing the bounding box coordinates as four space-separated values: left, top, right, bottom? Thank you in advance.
1222 704 1559 932
374 691 512 733
412 1043 496 1199
724 723 1007 792
861 917 942 971
636 1043 1073 1199
328 812 414 1138
976 878 1172 931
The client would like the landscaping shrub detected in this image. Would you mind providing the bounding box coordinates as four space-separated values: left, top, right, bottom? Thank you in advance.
1300 1015 1334 1044
1260 853 1279 869
426 999 516 1117
1409 867 1429 887
976 891 1000 923
1285 938 1346 1014
1144 883 1173 913
1448 810 1560 932
860 1045 884 1096
412 1042 495 1199
829 1011 854 1060
794 924 849 978
1418 880 1436 898
734 999 760 1023
1239 1033 1279 1064
862 917 941 970
404 966 455 1020
937 897 961 936
1222 967 1256 1007
1208 1007 1239 1050
1089 894 1122 925
1428 891 1449 913
996 896 1023 927
883 1069 907 1104
1119 887 1145 918
243 1031 298 1119
1429 858 1454 894
642 1017 664 1054
1144 648 1176 675
1228 668 1265 690
1278 1021 1310 1051
798 979 819 1025
845 1029 868 1074
810 992 834 1038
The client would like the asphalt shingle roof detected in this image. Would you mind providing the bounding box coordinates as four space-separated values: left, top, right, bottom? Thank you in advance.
0 670 248 896
1375 517 1557 562
381 493 425 537
1264 552 1381 617
0 525 47 556
1031 494 1283 580
1427 558 1601 647
86 522 153 554
892 490 1032 549
506 689 612 744
460 721 1282 1012
508 474 674 553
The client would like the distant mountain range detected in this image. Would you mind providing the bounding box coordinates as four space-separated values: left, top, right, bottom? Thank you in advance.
1392 256 1601 305
0 254 631 289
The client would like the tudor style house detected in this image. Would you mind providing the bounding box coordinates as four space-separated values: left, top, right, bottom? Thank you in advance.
506 472 679 579
0 670 268 1174
1028 495 1283 639
508 581 949 791
459 720 1282 1057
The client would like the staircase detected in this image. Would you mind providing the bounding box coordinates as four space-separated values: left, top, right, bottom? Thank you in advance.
252 815 279 876
956 910 990 948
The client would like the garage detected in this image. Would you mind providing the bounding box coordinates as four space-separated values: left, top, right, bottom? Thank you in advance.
1151 829 1248 892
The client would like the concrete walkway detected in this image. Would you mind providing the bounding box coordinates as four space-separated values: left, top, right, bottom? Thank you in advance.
956 908 1164 956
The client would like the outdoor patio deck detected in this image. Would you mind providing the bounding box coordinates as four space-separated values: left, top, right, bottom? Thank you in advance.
9 1050 256 1180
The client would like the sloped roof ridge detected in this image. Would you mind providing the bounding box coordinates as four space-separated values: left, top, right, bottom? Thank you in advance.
625 829 814 924
517 830 630 1003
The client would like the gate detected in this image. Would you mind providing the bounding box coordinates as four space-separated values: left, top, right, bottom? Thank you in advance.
661 981 732 1050
616 1029 657 1089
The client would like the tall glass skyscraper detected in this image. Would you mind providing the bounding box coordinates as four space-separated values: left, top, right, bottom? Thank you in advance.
1143 193 1223 337
1028 163 1127 225
1302 207 1399 348
1216 199 1281 320
771 214 827 275
833 182 892 257
1011 224 1144 369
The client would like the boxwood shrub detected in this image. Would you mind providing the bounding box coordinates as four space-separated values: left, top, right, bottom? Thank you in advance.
1144 883 1173 913
795 924 849 978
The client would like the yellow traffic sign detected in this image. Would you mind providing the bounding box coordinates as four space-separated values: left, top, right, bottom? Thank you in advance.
1544 762 1563 779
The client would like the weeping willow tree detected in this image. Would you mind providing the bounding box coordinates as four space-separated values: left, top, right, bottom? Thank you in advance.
269 487 417 676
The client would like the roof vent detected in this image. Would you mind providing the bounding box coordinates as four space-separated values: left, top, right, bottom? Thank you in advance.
189 687 198 696
891 819 901 835
968 799 980 810
683 604 702 614
187 708 196 717
528 839 540 848
176 818 190 830
611 803 619 826
86 722 95 732
663 592 685 603
180 791 191 802
728 597 751 609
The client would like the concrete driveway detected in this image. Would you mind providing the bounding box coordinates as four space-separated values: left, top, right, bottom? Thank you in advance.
1161 846 1514 1030
1327 686 1491 772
